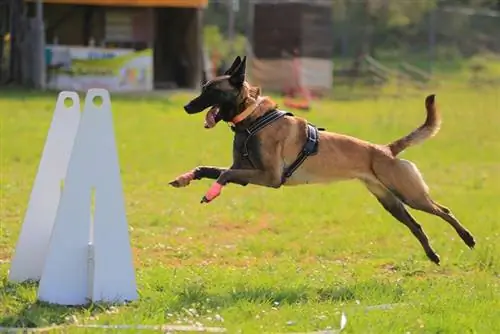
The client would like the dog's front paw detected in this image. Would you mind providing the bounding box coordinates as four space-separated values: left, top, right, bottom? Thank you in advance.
169 171 195 188
200 182 223 203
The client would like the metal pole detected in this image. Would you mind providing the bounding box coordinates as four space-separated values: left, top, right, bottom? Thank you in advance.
245 0 254 79
34 0 46 90
247 0 254 52
196 7 203 89
227 0 235 58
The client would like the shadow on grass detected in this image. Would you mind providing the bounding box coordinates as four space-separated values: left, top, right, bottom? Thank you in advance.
0 280 114 328
163 279 405 313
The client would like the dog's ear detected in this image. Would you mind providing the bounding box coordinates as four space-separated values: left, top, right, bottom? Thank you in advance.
224 56 242 75
229 56 246 87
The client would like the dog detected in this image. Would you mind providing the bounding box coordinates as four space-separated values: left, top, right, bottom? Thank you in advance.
170 56 476 264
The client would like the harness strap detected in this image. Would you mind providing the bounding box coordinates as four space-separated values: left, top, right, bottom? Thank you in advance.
246 110 292 136
282 123 320 183
231 109 323 182
239 110 292 157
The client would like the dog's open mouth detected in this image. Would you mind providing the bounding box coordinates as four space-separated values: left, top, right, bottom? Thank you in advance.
204 106 222 129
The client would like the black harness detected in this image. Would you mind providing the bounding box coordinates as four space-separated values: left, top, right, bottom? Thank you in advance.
231 109 324 185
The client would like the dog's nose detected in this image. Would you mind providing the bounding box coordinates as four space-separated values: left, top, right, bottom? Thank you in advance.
184 104 192 112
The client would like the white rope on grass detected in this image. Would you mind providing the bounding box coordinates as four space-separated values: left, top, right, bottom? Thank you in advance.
0 324 227 333
272 302 408 334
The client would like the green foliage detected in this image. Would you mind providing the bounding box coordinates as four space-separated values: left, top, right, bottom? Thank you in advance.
382 0 437 28
202 0 500 60
332 0 437 28
204 0 249 36
204 25 247 66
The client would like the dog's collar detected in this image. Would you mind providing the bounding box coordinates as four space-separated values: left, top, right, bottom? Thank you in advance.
228 97 264 126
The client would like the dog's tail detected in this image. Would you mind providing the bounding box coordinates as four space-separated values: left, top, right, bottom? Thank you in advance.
388 94 441 157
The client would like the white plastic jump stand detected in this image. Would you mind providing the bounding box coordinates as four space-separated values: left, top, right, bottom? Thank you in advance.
8 89 138 306
9 91 81 282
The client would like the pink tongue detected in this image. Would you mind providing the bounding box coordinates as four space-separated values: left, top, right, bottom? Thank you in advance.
204 108 217 129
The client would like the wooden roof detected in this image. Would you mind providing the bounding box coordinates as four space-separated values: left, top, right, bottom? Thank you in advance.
33 0 207 7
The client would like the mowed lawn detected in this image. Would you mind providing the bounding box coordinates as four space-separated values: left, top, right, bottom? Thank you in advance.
0 86 499 333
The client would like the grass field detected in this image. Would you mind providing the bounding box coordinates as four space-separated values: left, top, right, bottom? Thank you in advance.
0 84 499 333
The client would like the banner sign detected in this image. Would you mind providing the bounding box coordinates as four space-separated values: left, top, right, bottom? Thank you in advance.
45 45 153 92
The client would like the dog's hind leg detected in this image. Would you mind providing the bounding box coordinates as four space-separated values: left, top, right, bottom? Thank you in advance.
373 158 476 249
413 199 476 249
364 179 441 265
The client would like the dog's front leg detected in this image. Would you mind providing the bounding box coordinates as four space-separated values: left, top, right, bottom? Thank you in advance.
169 166 227 188
201 168 282 203
170 166 252 188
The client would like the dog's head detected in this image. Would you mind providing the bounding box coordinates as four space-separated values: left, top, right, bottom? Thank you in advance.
184 56 251 128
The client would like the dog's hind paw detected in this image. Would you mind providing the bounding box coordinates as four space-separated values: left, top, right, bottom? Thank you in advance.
460 231 476 249
427 251 441 265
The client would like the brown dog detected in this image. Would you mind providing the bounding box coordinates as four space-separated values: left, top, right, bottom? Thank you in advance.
170 56 476 264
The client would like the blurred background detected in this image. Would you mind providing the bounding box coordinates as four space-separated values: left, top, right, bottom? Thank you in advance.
205 0 500 99
1 0 499 98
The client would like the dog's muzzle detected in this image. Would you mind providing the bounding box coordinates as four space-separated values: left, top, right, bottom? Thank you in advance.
183 97 209 114
184 103 196 113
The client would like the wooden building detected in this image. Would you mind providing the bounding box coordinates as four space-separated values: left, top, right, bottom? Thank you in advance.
23 0 207 91
249 0 333 94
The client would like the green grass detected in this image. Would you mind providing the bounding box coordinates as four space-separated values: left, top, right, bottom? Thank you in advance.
0 84 499 333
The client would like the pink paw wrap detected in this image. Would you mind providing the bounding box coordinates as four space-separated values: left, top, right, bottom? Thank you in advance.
205 182 223 201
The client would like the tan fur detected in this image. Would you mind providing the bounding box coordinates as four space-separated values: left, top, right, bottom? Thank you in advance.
239 91 438 192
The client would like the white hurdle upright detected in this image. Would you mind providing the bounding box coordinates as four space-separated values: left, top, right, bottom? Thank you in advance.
8 89 138 306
